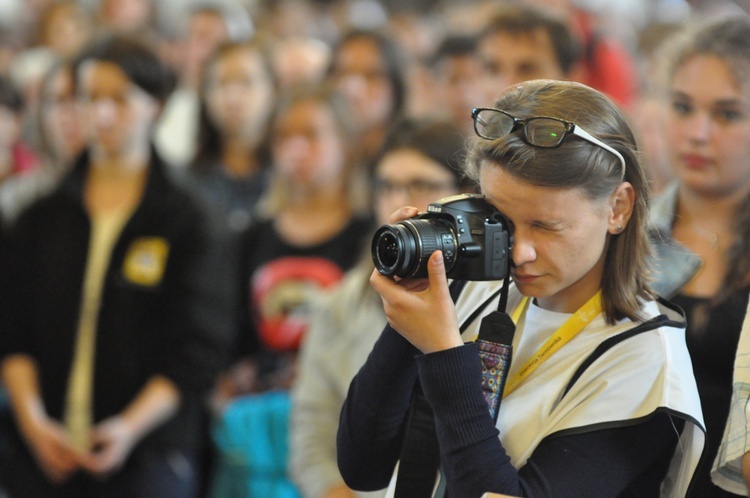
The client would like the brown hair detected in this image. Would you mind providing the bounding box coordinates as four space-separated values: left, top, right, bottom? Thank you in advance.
192 39 277 173
479 3 581 76
465 79 652 325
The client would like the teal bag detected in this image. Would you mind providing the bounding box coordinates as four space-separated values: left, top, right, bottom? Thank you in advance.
210 391 301 498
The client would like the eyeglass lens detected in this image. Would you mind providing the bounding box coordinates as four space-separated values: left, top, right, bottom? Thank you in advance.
375 179 455 198
474 109 515 139
524 118 568 148
475 109 568 148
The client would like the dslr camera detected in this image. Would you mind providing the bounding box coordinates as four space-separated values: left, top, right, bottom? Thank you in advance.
371 193 512 281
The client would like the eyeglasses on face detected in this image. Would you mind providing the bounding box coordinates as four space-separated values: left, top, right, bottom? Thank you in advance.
471 107 626 180
374 178 456 199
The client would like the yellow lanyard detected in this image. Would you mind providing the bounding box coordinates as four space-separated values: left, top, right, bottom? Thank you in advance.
502 290 603 397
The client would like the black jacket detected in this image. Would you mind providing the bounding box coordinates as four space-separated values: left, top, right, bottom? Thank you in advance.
2 149 236 454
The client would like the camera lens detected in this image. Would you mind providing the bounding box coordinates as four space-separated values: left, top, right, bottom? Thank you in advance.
371 218 456 278
376 232 400 268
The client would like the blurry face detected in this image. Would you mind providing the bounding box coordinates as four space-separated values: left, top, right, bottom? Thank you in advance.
481 164 612 313
205 47 274 144
331 37 395 131
101 0 152 33
479 29 565 102
435 54 484 132
522 0 574 18
41 67 84 161
273 38 330 90
78 61 159 159
185 11 228 74
44 4 91 57
271 99 346 187
374 148 459 224
665 55 750 198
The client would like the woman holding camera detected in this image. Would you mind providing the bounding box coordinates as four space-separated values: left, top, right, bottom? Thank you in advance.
336 79 705 497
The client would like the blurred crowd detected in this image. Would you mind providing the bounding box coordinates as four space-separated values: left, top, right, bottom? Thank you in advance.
0 0 749 497
0 0 744 219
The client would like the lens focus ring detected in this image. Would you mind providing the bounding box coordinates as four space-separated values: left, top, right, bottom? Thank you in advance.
372 217 456 279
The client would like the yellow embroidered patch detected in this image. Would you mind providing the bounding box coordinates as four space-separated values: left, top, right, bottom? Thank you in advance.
122 237 170 286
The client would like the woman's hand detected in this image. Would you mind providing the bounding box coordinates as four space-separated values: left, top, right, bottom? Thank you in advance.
23 416 81 483
79 416 137 478
370 206 463 354
78 375 179 478
2 355 82 483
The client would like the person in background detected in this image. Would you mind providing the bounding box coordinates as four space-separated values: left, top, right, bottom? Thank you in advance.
427 34 484 137
155 2 253 168
337 79 704 497
521 0 640 109
381 7 443 119
290 116 475 498
208 83 373 498
476 3 582 104
271 36 331 91
0 34 233 498
33 0 92 60
188 39 277 238
94 0 158 42
7 0 92 114
0 60 84 227
33 60 85 169
628 20 683 198
178 37 278 495
0 76 38 188
327 29 406 169
646 14 750 497
222 82 373 400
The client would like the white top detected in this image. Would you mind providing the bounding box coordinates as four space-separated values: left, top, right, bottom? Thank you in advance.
386 280 705 497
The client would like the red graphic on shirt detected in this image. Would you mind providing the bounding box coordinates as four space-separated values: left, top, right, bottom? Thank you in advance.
251 257 344 351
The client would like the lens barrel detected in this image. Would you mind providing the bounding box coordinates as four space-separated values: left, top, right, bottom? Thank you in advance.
371 218 456 278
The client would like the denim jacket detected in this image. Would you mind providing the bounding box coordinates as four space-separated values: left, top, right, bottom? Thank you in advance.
648 181 703 299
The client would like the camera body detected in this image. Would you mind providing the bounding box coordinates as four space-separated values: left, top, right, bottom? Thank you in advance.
371 193 511 281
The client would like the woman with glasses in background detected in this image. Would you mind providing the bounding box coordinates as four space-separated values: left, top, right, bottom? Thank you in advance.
336 79 705 497
290 116 474 498
646 15 750 497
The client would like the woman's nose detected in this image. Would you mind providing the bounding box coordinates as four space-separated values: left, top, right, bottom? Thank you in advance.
91 98 117 126
686 112 712 143
511 235 536 267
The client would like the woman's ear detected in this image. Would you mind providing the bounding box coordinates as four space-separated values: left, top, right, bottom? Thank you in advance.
608 182 635 235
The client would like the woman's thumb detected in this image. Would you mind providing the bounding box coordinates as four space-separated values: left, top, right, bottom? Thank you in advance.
427 250 448 287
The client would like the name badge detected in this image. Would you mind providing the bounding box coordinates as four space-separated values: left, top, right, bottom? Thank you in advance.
123 237 170 287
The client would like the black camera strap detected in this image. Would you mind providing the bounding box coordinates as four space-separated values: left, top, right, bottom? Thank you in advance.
394 279 516 497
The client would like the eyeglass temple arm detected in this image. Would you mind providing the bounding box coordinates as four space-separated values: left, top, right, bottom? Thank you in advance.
571 126 626 180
